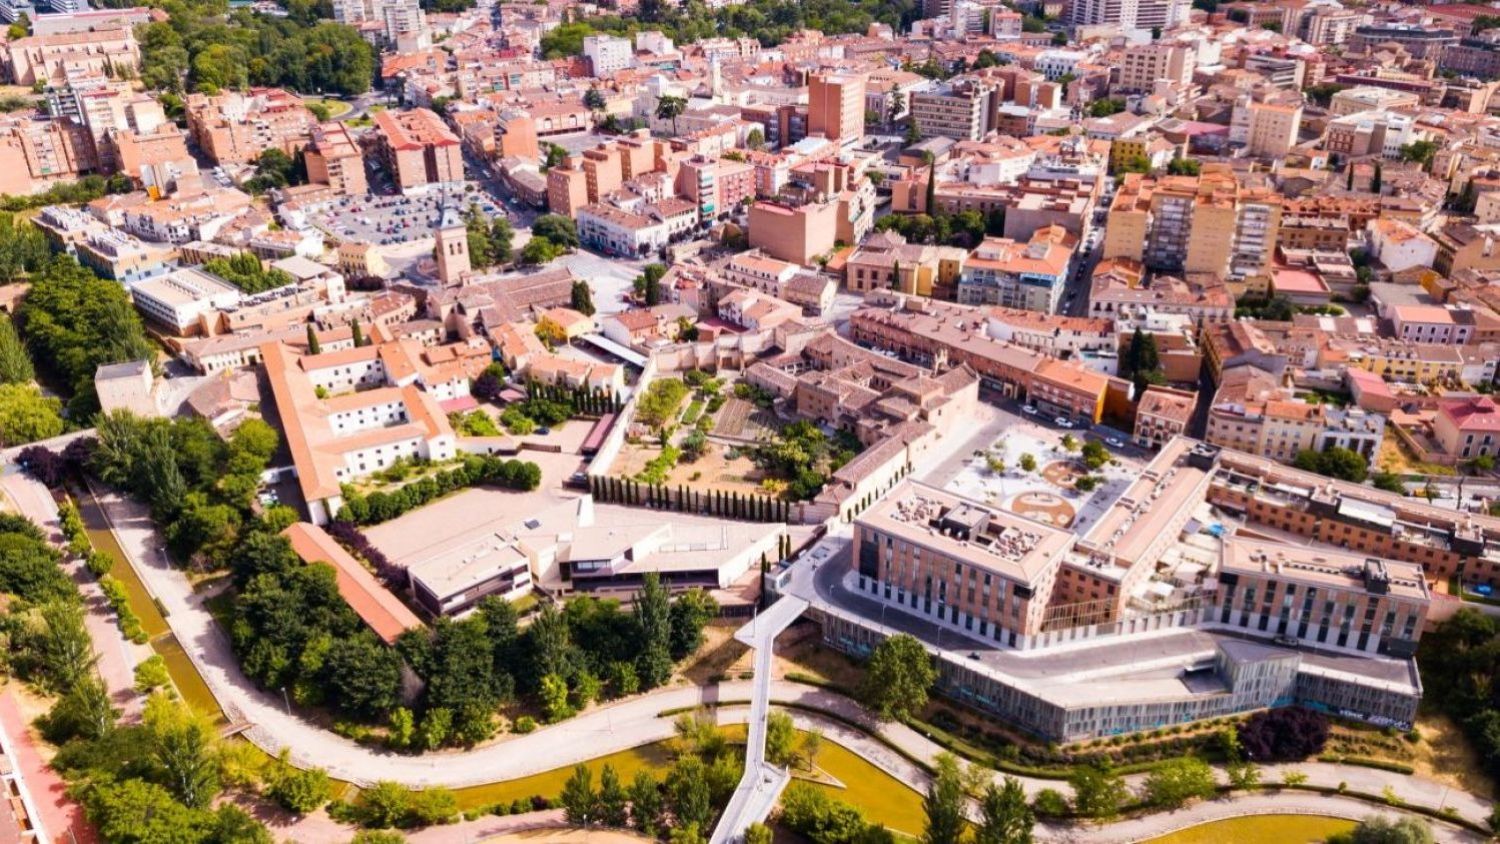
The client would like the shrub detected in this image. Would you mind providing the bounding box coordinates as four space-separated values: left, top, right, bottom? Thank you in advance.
1032 788 1069 818
133 655 170 692
1238 706 1328 762
85 550 113 578
512 716 537 734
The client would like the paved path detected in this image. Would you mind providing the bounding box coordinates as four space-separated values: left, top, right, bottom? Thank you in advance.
77 479 1497 837
2 474 149 722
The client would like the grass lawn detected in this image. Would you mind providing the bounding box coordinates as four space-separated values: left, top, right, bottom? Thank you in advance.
304 97 353 119
682 400 704 425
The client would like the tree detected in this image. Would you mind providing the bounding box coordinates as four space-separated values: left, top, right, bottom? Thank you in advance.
266 750 332 814
1142 757 1216 808
1019 453 1037 473
860 634 935 721
746 127 765 150
0 383 64 446
665 755 712 829
532 214 579 249
1372 471 1406 494
540 673 573 722
925 157 937 214
0 315 33 384
350 318 365 347
520 236 560 265
668 588 717 659
1371 161 1384 192
974 776 1034 844
33 600 97 692
79 778 213 843
40 675 116 743
628 770 663 836
1238 706 1329 761
635 572 674 689
143 692 222 809
584 86 607 111
655 94 687 135
1167 157 1201 176
1398 140 1437 170
1068 761 1127 819
597 763 629 827
922 753 969 844
561 764 598 825
766 710 797 766
1293 446 1368 483
571 280 596 316
305 324 321 355
745 822 773 844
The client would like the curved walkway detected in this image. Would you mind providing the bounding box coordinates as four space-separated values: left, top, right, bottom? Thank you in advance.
84 483 1495 838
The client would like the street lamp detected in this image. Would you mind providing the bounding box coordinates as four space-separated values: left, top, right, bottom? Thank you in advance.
280 686 291 715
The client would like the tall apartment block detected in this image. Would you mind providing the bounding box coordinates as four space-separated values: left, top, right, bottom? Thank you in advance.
371 108 464 194
1104 170 1281 281
305 122 367 197
910 77 998 142
807 71 867 145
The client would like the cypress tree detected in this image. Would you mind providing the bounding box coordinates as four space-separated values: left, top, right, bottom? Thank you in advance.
305 324 321 355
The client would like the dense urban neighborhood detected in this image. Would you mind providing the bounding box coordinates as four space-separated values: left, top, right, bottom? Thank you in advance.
5 0 1500 841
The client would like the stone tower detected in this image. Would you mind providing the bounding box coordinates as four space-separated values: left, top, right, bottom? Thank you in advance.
434 202 469 287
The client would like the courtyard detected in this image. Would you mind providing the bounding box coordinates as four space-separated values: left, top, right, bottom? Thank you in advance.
940 421 1145 533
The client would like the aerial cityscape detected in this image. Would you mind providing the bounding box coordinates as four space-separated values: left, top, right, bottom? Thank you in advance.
3 0 1500 841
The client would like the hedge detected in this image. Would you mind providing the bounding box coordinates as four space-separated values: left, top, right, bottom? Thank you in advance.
337 454 541 525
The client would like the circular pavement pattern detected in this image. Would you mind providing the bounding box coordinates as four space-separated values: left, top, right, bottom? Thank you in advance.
1005 490 1075 527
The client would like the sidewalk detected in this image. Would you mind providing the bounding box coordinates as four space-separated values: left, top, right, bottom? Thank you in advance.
0 692 95 844
1 473 149 723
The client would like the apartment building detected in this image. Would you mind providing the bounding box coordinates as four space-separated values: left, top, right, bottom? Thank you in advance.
333 0 428 48
957 226 1078 313
1116 44 1194 93
1349 24 1458 60
849 296 1110 423
1301 6 1365 45
185 88 317 165
1133 385 1196 449
844 230 968 298
1434 396 1500 462
304 122 367 197
1207 447 1500 586
582 34 632 76
748 199 839 265
1104 171 1282 281
807 71 867 145
909 77 997 142
3 27 140 86
818 439 1429 742
546 139 662 217
0 114 97 195
1213 537 1428 658
372 108 464 193
852 480 1075 648
1246 100 1302 159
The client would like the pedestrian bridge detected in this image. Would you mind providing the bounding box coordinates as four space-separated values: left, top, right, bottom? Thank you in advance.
708 595 809 844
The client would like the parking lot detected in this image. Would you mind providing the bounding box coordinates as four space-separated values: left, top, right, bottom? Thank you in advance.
307 187 506 246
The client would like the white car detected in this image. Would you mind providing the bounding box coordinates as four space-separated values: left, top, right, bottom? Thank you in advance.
1105 437 1125 448
1055 417 1074 428
1020 405 1040 416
